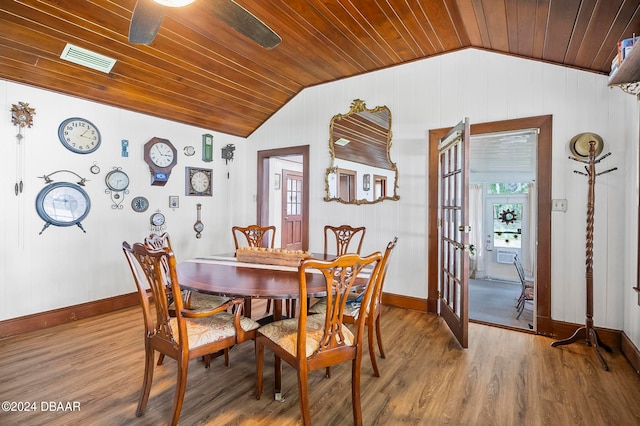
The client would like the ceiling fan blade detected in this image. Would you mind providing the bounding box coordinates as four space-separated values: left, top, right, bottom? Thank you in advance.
129 0 166 44
213 0 281 49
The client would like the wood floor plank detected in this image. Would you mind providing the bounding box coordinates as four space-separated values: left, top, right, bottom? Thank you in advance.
0 304 639 425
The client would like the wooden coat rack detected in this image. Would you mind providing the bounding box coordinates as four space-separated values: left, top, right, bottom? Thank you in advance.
551 138 617 371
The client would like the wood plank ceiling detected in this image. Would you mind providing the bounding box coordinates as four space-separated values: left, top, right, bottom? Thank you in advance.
1 0 639 138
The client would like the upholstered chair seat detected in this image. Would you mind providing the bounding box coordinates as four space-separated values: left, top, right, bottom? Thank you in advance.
258 314 354 357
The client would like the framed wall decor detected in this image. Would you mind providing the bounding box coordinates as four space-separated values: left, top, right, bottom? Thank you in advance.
169 195 179 208
185 167 213 196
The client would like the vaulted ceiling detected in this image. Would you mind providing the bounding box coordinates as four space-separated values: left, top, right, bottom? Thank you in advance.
1 0 639 138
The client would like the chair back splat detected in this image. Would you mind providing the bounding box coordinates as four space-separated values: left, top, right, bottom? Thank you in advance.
232 225 276 249
256 251 383 425
309 237 398 377
324 225 366 255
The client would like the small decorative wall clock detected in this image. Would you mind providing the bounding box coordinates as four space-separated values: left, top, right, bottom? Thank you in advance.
185 167 212 196
184 145 196 156
131 196 149 213
150 209 166 232
11 101 36 195
105 167 130 209
202 134 213 162
194 203 204 238
58 117 101 154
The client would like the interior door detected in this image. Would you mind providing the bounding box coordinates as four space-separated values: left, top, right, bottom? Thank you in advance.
281 169 303 250
438 118 470 348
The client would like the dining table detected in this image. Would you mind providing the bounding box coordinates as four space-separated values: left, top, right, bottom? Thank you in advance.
176 253 371 400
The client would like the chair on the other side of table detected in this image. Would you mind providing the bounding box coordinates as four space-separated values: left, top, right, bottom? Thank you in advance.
122 241 259 426
310 237 398 377
513 254 534 319
324 224 366 256
145 233 230 313
232 225 276 251
256 252 383 426
233 225 295 317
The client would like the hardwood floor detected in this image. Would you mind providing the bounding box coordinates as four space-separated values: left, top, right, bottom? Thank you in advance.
1 302 639 425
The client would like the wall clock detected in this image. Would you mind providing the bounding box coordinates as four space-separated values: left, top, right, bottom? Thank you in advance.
58 117 101 154
131 196 149 212
185 167 212 196
11 101 35 128
183 146 195 156
105 167 130 209
202 134 213 162
35 181 90 234
143 137 177 186
149 210 166 232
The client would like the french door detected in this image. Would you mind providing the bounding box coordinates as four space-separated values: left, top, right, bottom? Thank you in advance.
438 118 470 348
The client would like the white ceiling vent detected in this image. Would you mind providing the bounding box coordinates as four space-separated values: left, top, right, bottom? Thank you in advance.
60 44 116 73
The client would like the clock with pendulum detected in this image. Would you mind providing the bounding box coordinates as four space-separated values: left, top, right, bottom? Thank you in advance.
194 203 204 238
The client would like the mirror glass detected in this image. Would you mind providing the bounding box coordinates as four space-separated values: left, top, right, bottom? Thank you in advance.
324 99 399 204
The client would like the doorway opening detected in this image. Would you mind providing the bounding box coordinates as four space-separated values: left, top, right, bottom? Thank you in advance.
257 146 309 251
428 115 552 338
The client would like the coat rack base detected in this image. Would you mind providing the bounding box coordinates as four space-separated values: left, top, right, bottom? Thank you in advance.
551 325 612 371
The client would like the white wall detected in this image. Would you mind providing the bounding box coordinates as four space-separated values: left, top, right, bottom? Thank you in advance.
249 48 640 348
3 48 640 353
0 81 243 320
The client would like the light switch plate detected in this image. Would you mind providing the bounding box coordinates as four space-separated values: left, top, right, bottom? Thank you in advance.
552 199 567 212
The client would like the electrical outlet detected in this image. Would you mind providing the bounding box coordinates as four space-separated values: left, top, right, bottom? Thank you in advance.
552 199 567 212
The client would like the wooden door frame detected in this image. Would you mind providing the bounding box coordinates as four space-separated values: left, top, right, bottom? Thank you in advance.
257 145 310 251
428 115 552 336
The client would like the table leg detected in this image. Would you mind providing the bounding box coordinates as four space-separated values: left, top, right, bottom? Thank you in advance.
243 297 252 318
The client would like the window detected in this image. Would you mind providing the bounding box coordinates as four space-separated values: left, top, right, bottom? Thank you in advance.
492 203 522 248
487 182 529 194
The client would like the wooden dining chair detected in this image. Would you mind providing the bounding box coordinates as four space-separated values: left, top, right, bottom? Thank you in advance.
145 233 232 368
309 237 397 377
514 254 534 319
256 252 383 426
232 225 291 316
324 225 366 256
122 241 260 426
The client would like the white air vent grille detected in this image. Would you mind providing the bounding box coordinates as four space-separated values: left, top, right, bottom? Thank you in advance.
60 44 116 73
496 249 517 264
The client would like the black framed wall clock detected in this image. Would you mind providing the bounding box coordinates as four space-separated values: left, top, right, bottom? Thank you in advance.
58 117 101 154
185 167 212 196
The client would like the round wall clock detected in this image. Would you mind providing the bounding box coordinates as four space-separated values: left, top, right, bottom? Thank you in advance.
58 117 101 154
131 196 149 212
35 181 91 234
150 211 166 227
105 169 130 192
149 210 167 232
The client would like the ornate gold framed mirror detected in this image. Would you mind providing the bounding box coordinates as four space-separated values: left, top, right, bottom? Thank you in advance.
324 99 399 204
